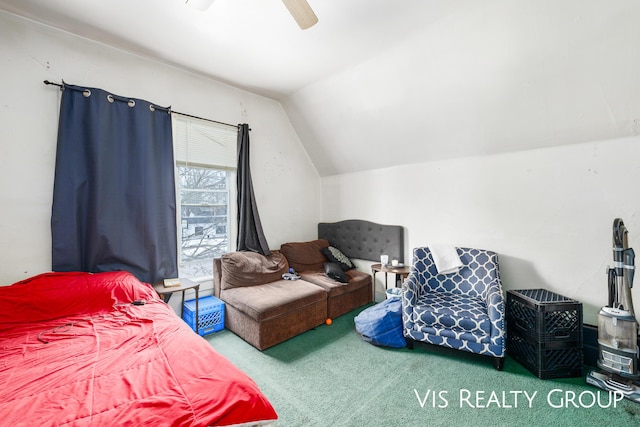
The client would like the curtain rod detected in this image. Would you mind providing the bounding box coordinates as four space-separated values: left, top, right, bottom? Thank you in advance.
43 80 240 130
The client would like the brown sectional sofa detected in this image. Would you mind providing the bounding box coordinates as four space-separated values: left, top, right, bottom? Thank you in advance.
279 239 372 320
213 239 372 350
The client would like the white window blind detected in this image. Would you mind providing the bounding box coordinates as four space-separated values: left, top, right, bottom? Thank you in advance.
172 114 237 169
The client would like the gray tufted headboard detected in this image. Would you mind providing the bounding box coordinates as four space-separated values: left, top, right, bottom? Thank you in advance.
318 220 404 263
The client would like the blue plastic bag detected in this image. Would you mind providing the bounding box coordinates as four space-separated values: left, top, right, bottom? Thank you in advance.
354 297 407 348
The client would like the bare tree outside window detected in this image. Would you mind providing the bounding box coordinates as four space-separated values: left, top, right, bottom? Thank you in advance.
172 113 237 279
179 165 229 278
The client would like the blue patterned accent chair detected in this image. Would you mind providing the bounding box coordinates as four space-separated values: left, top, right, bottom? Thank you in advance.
401 247 505 370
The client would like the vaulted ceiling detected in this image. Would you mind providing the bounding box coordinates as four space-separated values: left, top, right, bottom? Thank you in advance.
2 0 638 176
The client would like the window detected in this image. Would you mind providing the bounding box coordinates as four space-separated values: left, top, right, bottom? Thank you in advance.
172 114 237 279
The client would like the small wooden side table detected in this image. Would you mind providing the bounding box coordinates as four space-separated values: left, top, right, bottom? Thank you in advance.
153 278 200 331
371 263 411 302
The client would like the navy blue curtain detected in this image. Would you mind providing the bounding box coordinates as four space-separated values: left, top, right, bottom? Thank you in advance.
236 124 270 255
51 83 178 284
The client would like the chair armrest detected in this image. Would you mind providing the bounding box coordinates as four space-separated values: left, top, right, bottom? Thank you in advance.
401 273 420 305
401 274 420 330
484 277 505 345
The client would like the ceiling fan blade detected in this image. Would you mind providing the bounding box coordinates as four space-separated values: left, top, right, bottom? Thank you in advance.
184 0 216 11
281 0 318 30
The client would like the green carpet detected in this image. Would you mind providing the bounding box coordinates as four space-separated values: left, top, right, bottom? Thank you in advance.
206 306 640 426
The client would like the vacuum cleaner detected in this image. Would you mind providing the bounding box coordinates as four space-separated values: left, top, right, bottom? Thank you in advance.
586 218 640 403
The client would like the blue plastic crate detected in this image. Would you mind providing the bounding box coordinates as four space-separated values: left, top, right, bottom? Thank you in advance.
183 296 224 336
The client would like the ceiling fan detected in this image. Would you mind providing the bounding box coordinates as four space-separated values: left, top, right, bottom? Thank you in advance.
185 0 318 30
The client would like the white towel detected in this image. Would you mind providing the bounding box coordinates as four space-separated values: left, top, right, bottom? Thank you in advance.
430 244 463 275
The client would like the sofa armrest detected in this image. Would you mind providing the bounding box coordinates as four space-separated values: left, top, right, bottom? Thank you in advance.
213 257 222 297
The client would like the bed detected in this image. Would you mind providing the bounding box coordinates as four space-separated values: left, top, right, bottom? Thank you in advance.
0 271 277 427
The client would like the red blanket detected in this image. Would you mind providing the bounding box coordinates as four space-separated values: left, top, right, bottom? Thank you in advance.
0 271 277 426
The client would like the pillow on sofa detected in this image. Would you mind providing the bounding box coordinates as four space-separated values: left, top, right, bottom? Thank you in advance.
324 262 348 283
221 251 288 290
280 239 330 272
321 246 355 271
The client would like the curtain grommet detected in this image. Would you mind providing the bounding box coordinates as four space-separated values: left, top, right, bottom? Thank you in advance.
82 89 91 98
107 94 114 103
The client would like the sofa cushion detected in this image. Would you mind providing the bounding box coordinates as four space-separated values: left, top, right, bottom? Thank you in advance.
300 268 371 298
321 246 355 271
220 251 288 290
279 239 330 272
220 279 326 322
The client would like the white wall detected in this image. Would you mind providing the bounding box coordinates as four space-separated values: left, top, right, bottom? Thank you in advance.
322 137 640 325
285 0 640 177
0 12 321 287
3 9 639 326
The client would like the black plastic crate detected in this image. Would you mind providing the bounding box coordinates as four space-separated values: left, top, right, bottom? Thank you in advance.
507 330 583 379
507 289 583 343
